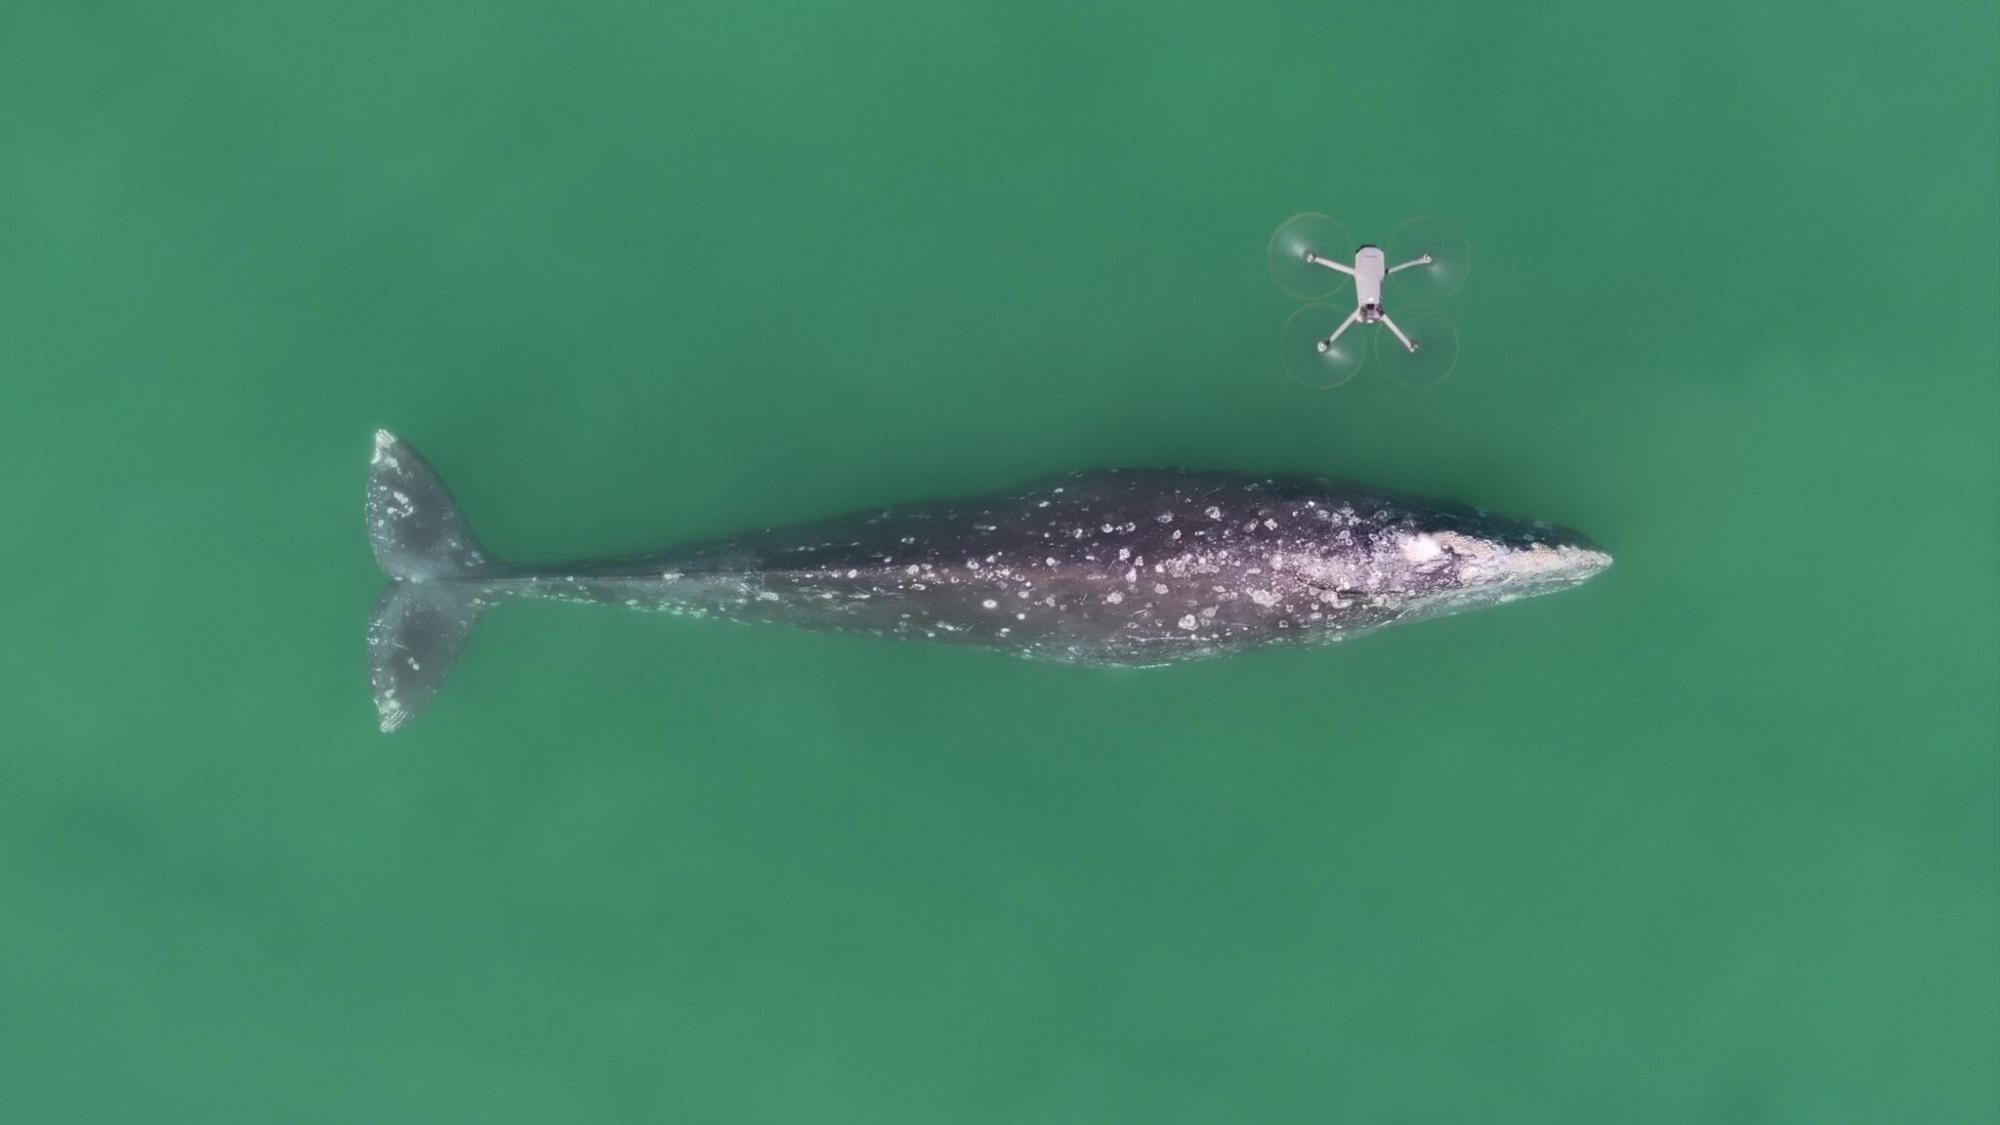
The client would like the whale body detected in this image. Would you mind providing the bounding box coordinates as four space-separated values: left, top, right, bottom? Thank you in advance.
366 431 1610 731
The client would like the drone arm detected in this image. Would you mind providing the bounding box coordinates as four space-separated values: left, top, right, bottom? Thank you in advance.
1386 255 1433 275
1378 312 1420 354
1304 252 1355 276
1322 309 1362 348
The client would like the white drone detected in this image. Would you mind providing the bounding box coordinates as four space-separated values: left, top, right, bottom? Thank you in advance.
1267 213 1470 388
1304 243 1430 355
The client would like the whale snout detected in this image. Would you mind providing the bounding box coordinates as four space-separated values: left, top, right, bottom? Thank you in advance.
1503 536 1613 584
1399 510 1612 593
1526 521 1613 573
1479 520 1613 589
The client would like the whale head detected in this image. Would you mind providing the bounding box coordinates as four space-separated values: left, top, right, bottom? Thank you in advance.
1275 483 1612 626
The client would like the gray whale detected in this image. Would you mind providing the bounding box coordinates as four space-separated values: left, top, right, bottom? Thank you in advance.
366 430 1610 731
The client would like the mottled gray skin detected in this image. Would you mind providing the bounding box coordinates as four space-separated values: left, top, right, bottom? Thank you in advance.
366 431 1610 731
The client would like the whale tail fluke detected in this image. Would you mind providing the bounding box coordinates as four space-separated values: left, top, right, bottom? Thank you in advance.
367 430 498 583
366 430 504 733
368 579 491 732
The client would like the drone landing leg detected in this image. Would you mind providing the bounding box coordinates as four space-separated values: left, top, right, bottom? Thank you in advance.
1386 254 1434 275
1304 252 1356 276
1379 313 1421 353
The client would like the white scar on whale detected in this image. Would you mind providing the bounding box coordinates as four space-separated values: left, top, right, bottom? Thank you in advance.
365 431 1610 731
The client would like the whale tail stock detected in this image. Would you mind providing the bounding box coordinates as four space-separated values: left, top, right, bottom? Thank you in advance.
366 430 505 733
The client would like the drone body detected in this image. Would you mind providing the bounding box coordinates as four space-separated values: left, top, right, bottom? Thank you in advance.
1300 242 1432 355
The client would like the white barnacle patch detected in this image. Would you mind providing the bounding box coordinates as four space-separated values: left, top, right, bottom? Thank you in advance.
1105 591 1124 605
756 591 781 602
1156 512 1173 523
1248 589 1280 607
1177 614 1198 630
1201 606 1218 619
378 700 408 732
1401 533 1444 564
1205 506 1222 520
906 565 921 575
982 599 998 609
1263 518 1278 530
1117 547 1130 561
380 488 417 521
1154 583 1169 595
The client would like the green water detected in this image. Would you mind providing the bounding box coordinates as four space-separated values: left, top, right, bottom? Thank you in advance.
5 0 1996 1120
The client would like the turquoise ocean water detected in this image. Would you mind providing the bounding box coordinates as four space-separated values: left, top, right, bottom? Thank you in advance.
4 0 1996 1120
